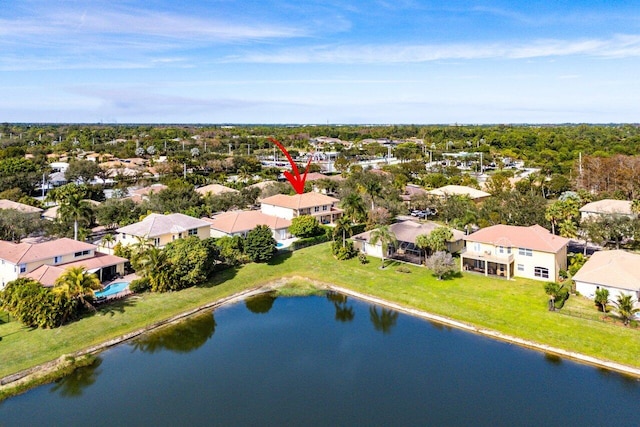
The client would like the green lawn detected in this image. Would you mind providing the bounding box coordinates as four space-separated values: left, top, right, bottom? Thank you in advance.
1 243 638 380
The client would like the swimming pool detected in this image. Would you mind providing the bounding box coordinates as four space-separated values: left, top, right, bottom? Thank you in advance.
276 242 284 248
94 282 129 298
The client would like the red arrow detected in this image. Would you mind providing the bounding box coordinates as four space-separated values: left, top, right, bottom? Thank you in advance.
268 137 313 194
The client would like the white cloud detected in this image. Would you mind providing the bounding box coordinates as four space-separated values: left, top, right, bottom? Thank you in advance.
228 34 640 64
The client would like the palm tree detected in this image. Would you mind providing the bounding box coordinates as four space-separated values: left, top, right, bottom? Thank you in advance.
594 288 609 313
50 184 93 241
53 266 102 313
101 233 115 253
332 216 352 247
360 179 383 210
369 225 398 269
340 193 366 223
544 282 565 311
613 294 639 326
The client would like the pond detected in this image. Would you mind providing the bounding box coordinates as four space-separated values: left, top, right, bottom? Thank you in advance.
1 293 639 426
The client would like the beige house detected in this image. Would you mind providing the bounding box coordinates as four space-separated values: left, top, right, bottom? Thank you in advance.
579 199 634 220
116 213 212 248
260 192 342 224
461 224 569 281
0 199 43 215
428 185 491 203
572 250 640 304
126 183 168 203
195 183 239 197
0 238 126 289
352 220 465 265
204 210 292 241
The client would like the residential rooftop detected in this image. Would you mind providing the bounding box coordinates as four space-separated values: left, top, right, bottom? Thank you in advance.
428 185 490 200
0 238 95 264
203 210 291 234
579 199 633 216
260 192 340 210
572 250 640 292
116 213 211 238
464 224 569 253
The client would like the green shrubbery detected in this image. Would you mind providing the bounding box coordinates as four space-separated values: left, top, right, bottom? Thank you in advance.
331 240 357 260
129 277 150 293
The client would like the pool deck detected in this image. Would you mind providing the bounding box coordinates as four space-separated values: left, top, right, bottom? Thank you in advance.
97 273 139 303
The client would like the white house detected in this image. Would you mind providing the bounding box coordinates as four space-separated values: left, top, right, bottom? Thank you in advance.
572 250 640 305
204 210 292 241
579 199 634 220
260 192 342 224
0 238 126 289
116 213 212 248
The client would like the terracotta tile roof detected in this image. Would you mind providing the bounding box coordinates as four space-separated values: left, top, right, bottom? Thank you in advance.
572 250 640 291
116 213 211 238
24 253 127 287
428 185 490 200
0 238 96 264
260 192 339 210
353 220 464 245
579 199 632 215
464 224 568 253
0 199 43 214
204 211 291 234
247 180 278 190
195 184 239 196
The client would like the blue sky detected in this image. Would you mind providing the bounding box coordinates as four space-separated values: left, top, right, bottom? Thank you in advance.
1 0 640 124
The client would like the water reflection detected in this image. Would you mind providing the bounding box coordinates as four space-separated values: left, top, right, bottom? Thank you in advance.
369 306 399 334
326 292 355 323
50 358 103 398
132 311 216 354
244 293 277 314
544 353 563 365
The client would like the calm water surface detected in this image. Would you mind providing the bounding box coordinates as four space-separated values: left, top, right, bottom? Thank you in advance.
1 293 639 426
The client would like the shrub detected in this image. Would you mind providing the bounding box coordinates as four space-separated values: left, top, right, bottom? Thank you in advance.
358 253 369 264
129 277 150 293
291 234 330 250
396 266 411 273
289 215 322 238
331 240 357 260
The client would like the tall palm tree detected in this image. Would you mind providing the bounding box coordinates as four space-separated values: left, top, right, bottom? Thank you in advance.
333 216 352 247
613 294 639 326
369 225 398 269
53 266 102 313
50 184 93 241
360 179 382 210
101 233 115 253
340 193 366 223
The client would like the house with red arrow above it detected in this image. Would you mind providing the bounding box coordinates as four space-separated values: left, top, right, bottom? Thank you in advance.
260 193 343 225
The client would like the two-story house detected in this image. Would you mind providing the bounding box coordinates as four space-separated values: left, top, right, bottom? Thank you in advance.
116 213 212 248
260 193 342 224
0 238 126 289
460 224 569 281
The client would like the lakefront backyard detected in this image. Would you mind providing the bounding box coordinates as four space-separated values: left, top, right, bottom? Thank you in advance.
1 242 639 387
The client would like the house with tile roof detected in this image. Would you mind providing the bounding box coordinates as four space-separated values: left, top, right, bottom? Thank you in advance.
195 183 239 197
260 192 342 224
0 199 43 215
352 220 464 265
460 224 569 281
0 237 126 289
572 250 640 305
579 199 634 220
204 210 292 241
115 213 212 248
428 185 491 202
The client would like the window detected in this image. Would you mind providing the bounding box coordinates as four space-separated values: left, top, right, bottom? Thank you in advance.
517 264 524 272
498 246 511 254
188 228 198 236
19 263 26 273
154 238 160 247
518 248 532 257
314 206 320 212
322 205 328 211
534 267 549 279
74 250 91 257
54 256 62 264
472 242 481 252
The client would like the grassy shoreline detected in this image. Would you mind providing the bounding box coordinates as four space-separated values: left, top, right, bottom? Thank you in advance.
1 243 639 395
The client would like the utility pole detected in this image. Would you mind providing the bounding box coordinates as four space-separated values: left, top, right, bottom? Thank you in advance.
183 163 186 179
